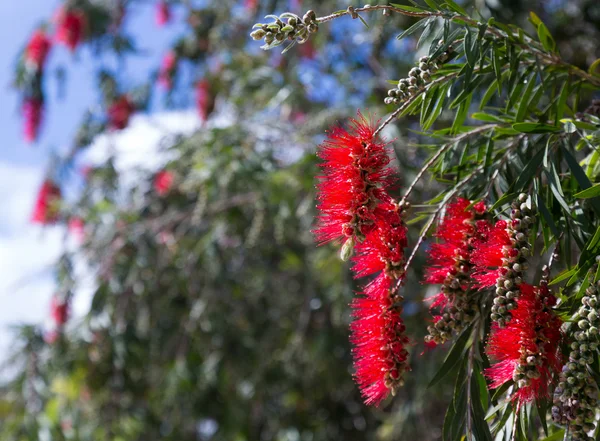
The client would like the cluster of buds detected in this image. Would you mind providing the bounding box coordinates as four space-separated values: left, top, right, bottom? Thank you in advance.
381 289 409 394
424 200 488 345
251 11 318 50
491 193 535 327
384 49 452 106
426 270 476 345
552 277 600 440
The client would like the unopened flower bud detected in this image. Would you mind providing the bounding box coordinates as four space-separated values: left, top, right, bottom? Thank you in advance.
340 237 355 261
251 29 266 40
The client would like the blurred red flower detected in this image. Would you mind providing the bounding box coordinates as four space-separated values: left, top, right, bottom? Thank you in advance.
32 180 61 224
25 29 52 69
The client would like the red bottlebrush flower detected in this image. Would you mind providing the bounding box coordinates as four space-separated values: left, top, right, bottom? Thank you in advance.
45 329 60 345
50 294 70 326
299 40 316 59
471 194 536 326
22 98 43 143
154 170 174 196
424 198 477 284
55 8 86 51
68 217 85 241
158 51 178 90
245 0 259 10
352 206 407 279
25 29 52 70
485 283 562 405
314 113 396 250
196 80 213 122
108 95 135 130
470 219 512 288
423 198 488 344
350 274 409 406
31 180 61 224
156 1 171 26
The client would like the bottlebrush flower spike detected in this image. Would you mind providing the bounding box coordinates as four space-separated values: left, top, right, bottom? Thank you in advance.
32 180 61 224
471 193 535 327
314 113 396 259
25 29 52 70
315 112 409 406
423 198 487 345
22 97 43 143
68 217 85 242
351 204 407 279
196 80 214 122
108 95 135 130
485 282 562 406
55 8 86 51
154 170 174 196
350 274 409 406
50 294 70 326
158 51 178 90
156 1 171 27
553 275 600 439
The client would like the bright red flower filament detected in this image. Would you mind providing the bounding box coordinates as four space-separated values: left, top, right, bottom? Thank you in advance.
55 8 86 51
50 295 70 327
159 51 177 90
196 80 212 122
423 198 488 344
315 114 409 406
25 29 52 70
32 180 61 224
314 113 395 248
485 283 562 405
23 98 43 143
154 170 174 196
108 95 135 130
156 1 171 27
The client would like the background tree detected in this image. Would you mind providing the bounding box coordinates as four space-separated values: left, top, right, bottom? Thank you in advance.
2 1 600 440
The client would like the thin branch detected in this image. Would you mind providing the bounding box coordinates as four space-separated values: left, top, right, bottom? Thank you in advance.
398 164 484 294
373 70 463 138
400 124 497 206
314 4 600 88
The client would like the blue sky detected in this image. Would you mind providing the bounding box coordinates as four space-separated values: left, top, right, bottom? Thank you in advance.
0 1 193 356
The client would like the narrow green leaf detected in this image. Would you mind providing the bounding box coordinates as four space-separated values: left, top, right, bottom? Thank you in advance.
429 28 463 60
452 94 472 134
589 58 600 76
562 144 600 216
418 17 436 48
357 14 369 29
539 430 565 441
479 79 499 110
549 267 577 285
423 0 441 10
397 18 428 40
537 193 558 236
464 27 477 66
471 112 504 123
516 72 537 122
390 4 427 13
444 0 467 15
428 325 472 388
536 399 549 436
493 46 503 93
512 123 560 133
555 79 570 125
574 184 600 199
537 22 556 52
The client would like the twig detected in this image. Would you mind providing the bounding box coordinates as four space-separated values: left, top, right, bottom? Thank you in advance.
372 70 463 138
397 164 484 294
314 5 600 88
400 124 497 206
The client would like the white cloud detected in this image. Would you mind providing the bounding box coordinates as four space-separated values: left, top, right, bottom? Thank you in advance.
0 111 201 359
